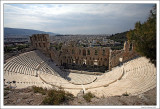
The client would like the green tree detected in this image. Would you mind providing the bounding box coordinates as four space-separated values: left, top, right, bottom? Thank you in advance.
127 5 156 66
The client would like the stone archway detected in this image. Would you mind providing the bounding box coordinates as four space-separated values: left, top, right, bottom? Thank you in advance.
83 49 86 56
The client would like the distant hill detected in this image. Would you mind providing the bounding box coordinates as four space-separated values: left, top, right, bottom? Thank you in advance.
107 31 128 50
4 27 57 38
108 31 128 44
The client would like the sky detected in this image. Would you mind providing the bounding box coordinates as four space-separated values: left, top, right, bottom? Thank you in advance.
4 4 154 35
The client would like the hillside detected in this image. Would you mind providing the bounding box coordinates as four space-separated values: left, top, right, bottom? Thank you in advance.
108 31 128 44
4 27 57 38
4 87 156 105
107 31 128 50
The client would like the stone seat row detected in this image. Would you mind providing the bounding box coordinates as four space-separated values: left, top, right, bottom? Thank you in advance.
39 61 69 79
25 50 49 63
85 57 156 97
125 64 156 95
39 73 84 94
4 50 156 98
4 72 53 89
124 57 150 72
4 50 52 77
11 55 40 69
47 61 67 77
96 66 123 82
20 50 49 64
39 62 60 76
39 64 123 90
4 61 37 76
121 58 156 95
3 50 63 90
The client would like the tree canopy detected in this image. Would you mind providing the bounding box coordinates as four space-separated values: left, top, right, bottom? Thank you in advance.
127 5 156 66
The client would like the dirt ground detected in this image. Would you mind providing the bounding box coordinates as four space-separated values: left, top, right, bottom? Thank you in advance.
4 86 156 106
68 87 156 106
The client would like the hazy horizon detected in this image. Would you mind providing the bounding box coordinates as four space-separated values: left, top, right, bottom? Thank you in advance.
4 4 154 35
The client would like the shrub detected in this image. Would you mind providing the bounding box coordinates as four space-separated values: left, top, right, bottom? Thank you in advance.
32 86 46 95
122 92 129 96
83 92 95 102
42 89 74 105
4 87 10 90
4 91 9 96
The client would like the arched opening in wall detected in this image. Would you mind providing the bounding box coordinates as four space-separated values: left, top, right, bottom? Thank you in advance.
39 37 41 41
91 61 93 65
61 60 63 66
72 49 75 54
43 36 45 41
94 59 98 66
43 43 45 48
103 49 105 56
99 61 101 66
39 43 41 47
67 59 68 64
95 50 98 55
76 59 78 64
63 63 66 67
79 60 82 65
87 49 90 55
87 60 89 65
103 61 105 66
72 59 75 69
79 49 81 55
34 36 37 40
35 43 38 47
45 36 47 41
83 49 86 56
83 63 86 66
71 58 73 64
83 59 86 66
105 58 107 62
129 43 133 51
37 36 39 41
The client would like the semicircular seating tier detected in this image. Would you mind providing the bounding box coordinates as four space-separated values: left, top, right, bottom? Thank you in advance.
4 50 156 97
85 57 156 97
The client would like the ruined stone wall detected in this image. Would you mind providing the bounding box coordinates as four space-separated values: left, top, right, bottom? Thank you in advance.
30 34 50 54
59 46 110 68
30 34 138 72
50 48 62 65
50 41 137 71
109 41 138 70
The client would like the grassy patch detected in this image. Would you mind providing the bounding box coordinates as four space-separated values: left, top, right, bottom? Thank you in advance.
78 101 82 104
4 91 9 96
122 92 129 96
83 92 95 102
32 86 47 95
4 87 10 90
42 89 74 105
32 86 74 105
